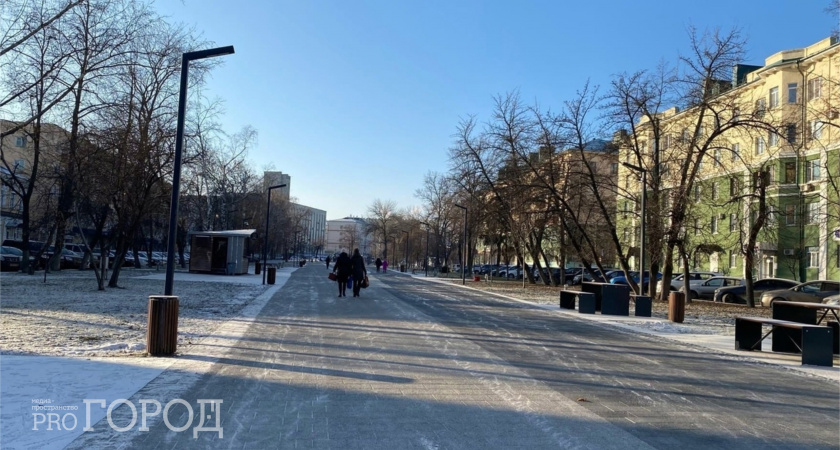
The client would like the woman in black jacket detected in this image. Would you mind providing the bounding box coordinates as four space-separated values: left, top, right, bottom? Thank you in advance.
350 248 368 298
332 251 351 297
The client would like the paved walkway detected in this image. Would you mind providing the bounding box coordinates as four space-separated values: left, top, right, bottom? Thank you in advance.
67 264 839 449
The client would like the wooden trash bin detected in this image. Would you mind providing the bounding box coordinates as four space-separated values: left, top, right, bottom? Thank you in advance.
147 295 179 356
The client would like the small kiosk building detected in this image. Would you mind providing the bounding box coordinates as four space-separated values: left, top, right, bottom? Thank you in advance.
188 229 255 275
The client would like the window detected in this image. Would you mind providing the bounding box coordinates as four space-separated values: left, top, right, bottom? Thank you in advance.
807 246 820 268
787 82 798 103
767 166 776 185
785 204 797 226
784 162 796 184
711 216 718 234
809 120 824 140
14 136 26 147
754 136 765 155
729 251 737 268
730 177 739 196
807 77 822 100
588 162 597 173
806 202 820 224
610 163 618 175
731 143 740 161
712 182 718 200
768 131 779 147
733 107 741 120
623 201 629 218
769 87 779 108
730 213 738 232
694 218 699 235
13 159 25 171
785 124 797 144
805 160 821 182
681 128 690 143
662 135 671 150
714 148 721 167
767 205 778 226
694 185 701 202
755 98 766 116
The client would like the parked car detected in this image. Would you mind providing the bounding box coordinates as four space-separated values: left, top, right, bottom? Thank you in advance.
823 294 840 305
0 246 23 271
572 268 619 285
759 280 840 307
610 271 662 286
681 276 744 300
657 271 722 293
712 278 799 304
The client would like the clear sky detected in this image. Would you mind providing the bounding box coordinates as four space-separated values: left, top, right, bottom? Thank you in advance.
154 0 837 220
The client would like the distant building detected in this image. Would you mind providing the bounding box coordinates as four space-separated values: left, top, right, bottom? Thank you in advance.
263 171 291 200
326 217 372 256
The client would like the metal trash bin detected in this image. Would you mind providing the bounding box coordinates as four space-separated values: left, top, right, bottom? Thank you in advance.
669 291 685 323
147 295 179 356
255 261 261 275
267 266 276 285
226 262 236 275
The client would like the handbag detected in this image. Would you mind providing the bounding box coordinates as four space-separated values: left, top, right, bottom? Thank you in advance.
361 275 369 288
328 272 337 281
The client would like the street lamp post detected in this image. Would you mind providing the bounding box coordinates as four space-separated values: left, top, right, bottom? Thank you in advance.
622 162 647 295
401 230 409 273
420 221 430 277
164 45 235 296
454 204 468 285
262 184 287 285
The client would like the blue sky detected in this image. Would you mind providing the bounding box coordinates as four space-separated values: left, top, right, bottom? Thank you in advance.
154 0 837 220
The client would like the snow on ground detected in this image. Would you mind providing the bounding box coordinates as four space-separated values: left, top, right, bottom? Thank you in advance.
0 268 272 356
0 266 293 449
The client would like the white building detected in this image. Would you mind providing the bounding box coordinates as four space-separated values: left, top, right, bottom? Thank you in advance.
325 217 372 257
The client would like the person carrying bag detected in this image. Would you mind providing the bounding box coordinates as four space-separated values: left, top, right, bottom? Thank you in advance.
349 248 368 298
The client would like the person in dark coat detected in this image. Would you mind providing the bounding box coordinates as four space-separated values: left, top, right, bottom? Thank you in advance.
325 255 331 269
332 251 351 297
375 257 382 273
350 248 368 298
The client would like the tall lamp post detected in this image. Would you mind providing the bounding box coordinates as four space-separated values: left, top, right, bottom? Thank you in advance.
420 221 430 277
262 184 287 285
401 230 409 273
622 162 647 295
454 204 468 285
165 45 234 296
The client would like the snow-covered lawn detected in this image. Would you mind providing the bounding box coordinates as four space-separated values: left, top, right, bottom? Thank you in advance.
0 268 272 356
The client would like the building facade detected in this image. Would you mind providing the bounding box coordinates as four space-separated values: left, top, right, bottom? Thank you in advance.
617 36 839 282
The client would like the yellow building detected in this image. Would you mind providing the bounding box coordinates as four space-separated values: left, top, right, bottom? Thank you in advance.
618 37 839 281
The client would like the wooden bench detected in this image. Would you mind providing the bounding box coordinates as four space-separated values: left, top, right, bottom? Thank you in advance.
734 316 834 367
559 290 596 314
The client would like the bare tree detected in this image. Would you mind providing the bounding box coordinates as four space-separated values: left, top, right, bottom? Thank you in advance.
366 199 398 260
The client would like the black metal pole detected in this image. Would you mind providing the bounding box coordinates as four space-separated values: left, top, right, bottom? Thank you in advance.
164 46 234 296
454 204 467 285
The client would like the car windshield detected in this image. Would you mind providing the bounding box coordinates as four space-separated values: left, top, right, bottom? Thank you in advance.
2 246 23 256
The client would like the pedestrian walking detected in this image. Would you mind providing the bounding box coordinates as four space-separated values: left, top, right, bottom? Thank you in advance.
375 258 382 273
325 255 331 269
382 259 388 273
350 248 368 298
332 251 351 297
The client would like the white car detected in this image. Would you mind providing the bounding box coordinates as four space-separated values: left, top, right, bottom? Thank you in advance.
657 271 722 293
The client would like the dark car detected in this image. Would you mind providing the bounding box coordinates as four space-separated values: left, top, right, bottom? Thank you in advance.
712 278 799 304
1 246 23 271
610 271 662 286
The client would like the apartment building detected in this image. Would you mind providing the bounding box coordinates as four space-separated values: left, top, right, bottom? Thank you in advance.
618 37 839 281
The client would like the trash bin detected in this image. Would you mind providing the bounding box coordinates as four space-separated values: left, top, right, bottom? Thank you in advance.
299 260 305 267
267 266 276 285
400 264 406 272
255 261 261 275
226 262 236 275
669 291 685 323
147 295 179 356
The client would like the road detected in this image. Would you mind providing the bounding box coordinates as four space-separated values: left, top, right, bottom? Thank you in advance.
71 264 840 449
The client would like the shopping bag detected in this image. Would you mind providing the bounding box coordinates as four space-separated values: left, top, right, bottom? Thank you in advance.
361 275 369 288
328 272 337 281
347 276 353 289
